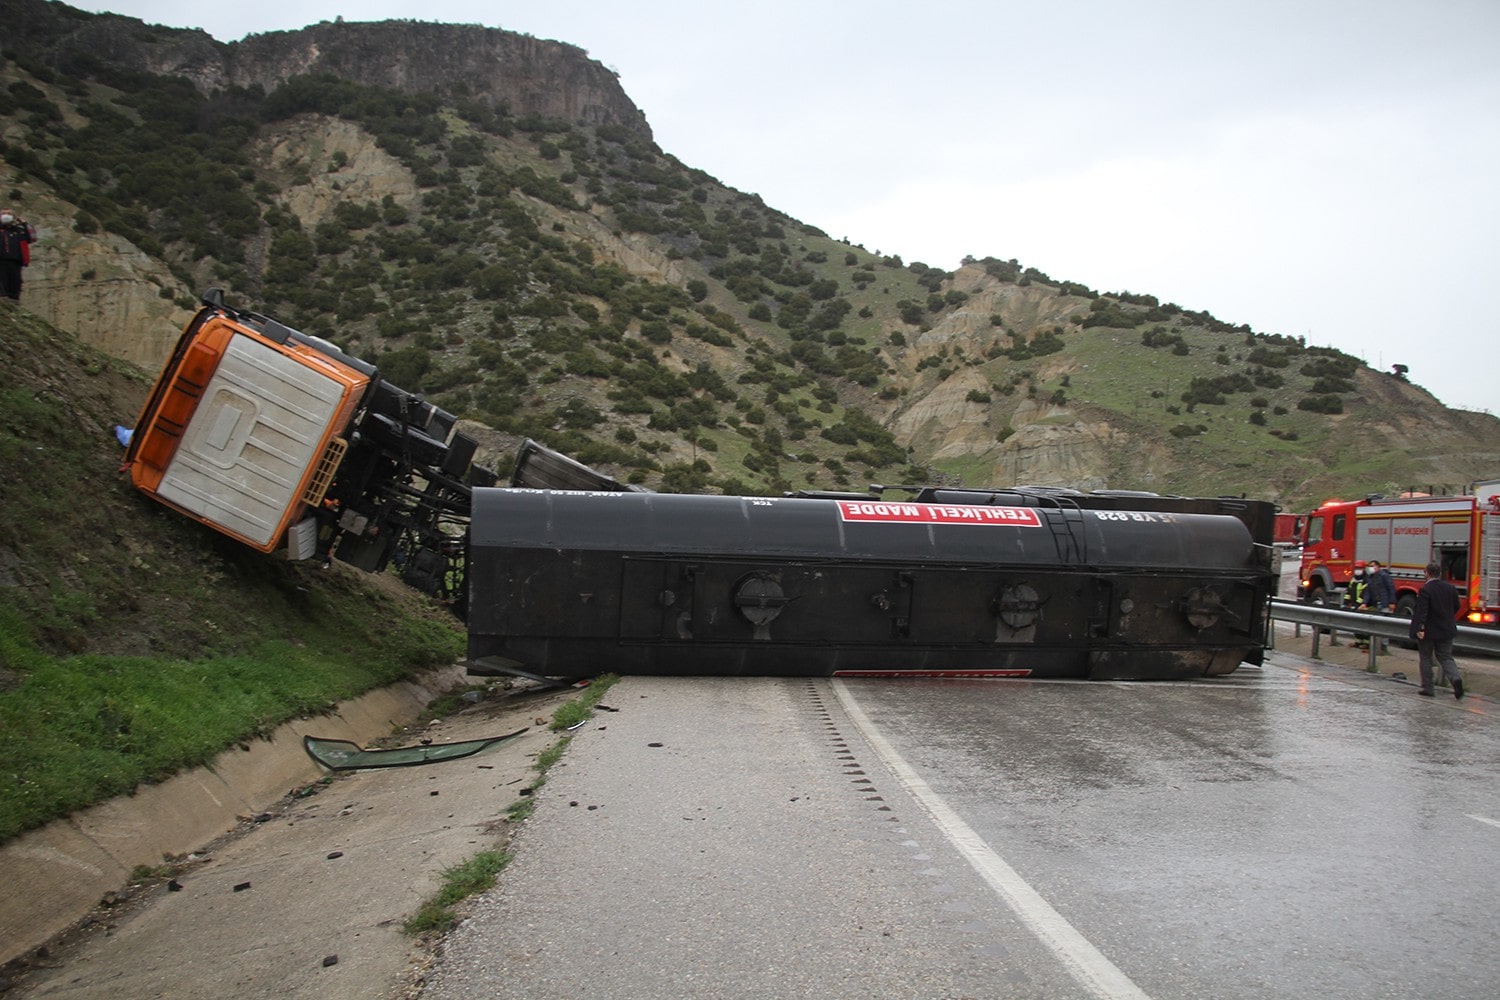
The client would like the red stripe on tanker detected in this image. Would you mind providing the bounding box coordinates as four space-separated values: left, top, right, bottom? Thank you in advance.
837 501 1043 527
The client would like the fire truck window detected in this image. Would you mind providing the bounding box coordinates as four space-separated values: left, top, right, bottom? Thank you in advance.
1332 514 1346 540
1306 518 1323 545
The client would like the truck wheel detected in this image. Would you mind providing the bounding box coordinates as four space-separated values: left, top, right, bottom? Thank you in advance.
1307 586 1331 633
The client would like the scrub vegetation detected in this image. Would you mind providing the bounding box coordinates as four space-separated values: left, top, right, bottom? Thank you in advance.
10 38 1487 511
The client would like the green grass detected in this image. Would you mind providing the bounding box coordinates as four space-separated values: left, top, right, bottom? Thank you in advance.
0 601 463 843
929 453 1002 489
503 797 536 824
534 737 570 770
402 849 514 934
548 673 620 730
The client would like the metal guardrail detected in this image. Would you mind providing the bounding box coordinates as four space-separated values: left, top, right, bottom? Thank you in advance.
1267 599 1500 671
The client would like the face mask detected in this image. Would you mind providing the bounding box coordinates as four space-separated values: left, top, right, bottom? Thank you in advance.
1354 571 1365 578
0 214 12 225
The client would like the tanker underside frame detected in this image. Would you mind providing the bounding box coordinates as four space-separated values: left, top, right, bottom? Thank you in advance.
466 556 1265 682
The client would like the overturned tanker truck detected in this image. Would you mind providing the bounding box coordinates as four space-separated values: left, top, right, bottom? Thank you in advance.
469 456 1278 681
125 292 1277 684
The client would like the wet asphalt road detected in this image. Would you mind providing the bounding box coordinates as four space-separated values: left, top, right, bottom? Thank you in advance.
423 658 1500 1000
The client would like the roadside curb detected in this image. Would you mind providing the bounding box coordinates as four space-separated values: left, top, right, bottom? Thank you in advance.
0 663 468 967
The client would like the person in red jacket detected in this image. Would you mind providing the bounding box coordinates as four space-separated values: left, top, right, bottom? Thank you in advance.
1409 561 1464 699
0 209 37 301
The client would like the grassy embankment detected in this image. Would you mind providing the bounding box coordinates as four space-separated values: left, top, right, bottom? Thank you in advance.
0 600 463 843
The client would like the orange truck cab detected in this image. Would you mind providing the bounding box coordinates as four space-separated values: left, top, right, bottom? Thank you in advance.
126 302 373 555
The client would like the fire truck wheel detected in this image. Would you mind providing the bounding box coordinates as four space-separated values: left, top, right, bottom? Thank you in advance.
1393 593 1418 649
1306 585 1331 634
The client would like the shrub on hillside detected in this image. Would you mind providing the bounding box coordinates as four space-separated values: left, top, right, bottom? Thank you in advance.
1297 394 1345 414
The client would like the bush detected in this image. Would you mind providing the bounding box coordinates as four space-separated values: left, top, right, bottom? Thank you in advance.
897 300 925 325
1297 394 1345 414
1311 376 1354 395
1081 300 1139 329
377 346 432 389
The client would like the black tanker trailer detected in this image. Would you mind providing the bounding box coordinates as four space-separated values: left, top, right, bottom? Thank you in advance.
465 479 1277 682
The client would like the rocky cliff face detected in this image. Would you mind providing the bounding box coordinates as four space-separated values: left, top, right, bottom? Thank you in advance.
22 229 191 372
0 165 192 372
7 0 651 137
230 23 649 135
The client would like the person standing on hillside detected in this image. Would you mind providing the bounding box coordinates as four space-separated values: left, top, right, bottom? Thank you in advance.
0 209 37 301
1364 559 1397 653
1410 560 1464 699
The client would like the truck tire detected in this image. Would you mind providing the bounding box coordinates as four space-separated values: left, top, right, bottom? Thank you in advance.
1307 585 1331 634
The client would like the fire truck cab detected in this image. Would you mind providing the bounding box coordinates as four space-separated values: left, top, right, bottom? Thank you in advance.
1297 483 1500 626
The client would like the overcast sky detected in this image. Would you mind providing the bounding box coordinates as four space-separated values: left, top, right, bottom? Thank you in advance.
81 1 1500 413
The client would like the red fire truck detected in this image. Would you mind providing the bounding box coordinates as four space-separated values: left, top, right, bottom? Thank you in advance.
1297 483 1500 625
1273 512 1305 547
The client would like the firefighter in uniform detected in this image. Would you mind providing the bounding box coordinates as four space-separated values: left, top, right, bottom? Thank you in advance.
1342 561 1371 648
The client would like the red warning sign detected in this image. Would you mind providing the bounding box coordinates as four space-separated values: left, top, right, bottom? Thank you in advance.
836 501 1043 527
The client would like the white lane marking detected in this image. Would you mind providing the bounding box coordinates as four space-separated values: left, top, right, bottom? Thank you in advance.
832 679 1150 1000
1467 814 1500 830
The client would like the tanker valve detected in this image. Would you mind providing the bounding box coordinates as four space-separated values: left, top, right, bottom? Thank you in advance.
1180 586 1229 630
992 583 1042 642
993 583 1042 630
733 573 789 640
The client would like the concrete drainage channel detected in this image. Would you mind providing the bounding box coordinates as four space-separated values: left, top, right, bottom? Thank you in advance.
0 663 470 966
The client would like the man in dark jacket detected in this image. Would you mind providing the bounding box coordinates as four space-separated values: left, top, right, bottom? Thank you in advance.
1409 561 1464 699
1364 559 1397 653
0 209 36 301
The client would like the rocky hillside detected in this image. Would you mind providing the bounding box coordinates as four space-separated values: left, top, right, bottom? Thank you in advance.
4 0 1499 511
